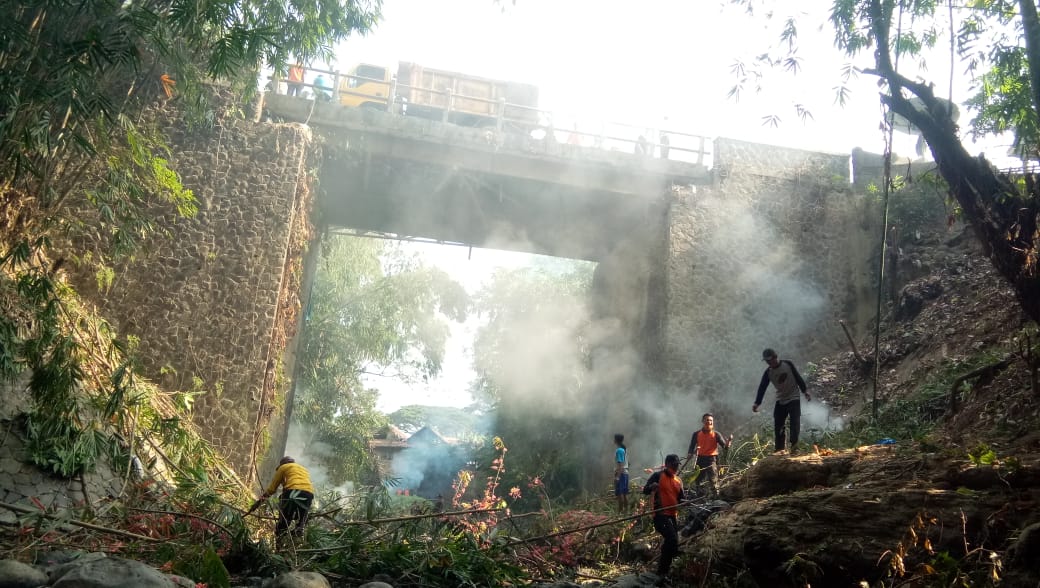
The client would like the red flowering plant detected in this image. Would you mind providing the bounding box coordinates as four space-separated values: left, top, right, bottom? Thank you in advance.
525 474 554 524
519 508 626 574
448 436 523 545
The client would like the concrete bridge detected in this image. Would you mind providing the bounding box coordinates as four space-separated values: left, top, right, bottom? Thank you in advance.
263 93 712 260
54 93 884 485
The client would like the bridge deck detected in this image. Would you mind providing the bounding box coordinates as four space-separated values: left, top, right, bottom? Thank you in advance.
263 94 713 196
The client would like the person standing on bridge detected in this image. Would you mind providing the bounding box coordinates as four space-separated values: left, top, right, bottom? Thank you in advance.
313 74 333 102
753 348 810 455
659 131 671 159
287 63 304 97
635 134 649 156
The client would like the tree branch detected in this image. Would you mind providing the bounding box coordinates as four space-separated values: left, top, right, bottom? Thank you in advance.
0 501 161 543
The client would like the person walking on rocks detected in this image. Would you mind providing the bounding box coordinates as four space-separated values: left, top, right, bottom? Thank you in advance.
250 456 315 543
613 433 630 513
753 348 810 455
642 454 683 581
686 413 732 499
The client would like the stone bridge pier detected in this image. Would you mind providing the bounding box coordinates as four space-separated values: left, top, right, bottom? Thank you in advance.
61 107 319 485
636 140 879 456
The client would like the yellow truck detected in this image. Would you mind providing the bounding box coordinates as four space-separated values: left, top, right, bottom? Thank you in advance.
337 62 540 129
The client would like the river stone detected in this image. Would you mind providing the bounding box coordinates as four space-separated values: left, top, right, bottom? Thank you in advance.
262 571 331 588
359 583 394 588
50 556 176 588
0 559 48 588
40 551 109 583
610 572 660 588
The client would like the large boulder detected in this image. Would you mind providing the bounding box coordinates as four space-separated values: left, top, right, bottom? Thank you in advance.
50 556 178 588
262 571 331 588
0 559 48 588
38 551 109 584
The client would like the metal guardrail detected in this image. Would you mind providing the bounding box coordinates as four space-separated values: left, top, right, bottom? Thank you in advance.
267 66 712 166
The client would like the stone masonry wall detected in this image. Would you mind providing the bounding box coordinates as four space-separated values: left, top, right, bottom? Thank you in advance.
0 376 124 524
71 113 315 482
660 139 880 415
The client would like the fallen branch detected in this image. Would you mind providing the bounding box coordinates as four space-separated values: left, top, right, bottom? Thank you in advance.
293 507 511 554
329 506 505 525
508 501 692 546
0 501 160 543
839 319 866 364
576 571 612 582
125 506 236 539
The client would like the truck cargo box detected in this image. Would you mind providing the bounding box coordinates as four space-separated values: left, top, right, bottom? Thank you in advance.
396 62 539 127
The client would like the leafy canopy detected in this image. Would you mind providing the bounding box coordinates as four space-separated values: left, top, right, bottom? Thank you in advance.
728 0 1040 323
727 0 1035 148
1 0 381 252
0 0 381 480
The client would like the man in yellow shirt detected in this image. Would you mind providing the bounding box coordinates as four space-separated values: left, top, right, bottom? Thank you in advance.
251 456 315 541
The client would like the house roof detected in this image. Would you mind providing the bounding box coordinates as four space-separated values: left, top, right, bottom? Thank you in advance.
408 426 450 445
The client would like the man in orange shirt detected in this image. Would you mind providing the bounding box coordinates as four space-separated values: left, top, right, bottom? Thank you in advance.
250 456 315 542
685 413 732 499
642 454 684 580
287 63 304 97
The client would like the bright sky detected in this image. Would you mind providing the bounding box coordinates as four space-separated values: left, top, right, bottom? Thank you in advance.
330 0 1014 156
341 0 1014 412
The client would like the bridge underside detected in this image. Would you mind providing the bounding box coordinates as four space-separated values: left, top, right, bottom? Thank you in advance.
320 151 669 261
263 95 708 260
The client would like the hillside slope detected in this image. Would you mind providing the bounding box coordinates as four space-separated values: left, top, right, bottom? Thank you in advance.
680 225 1040 587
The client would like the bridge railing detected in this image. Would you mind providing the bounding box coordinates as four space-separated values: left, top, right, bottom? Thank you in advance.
268 67 712 167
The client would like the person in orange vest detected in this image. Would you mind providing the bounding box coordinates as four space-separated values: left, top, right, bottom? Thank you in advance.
249 456 315 542
642 454 683 580
686 413 732 499
287 63 305 97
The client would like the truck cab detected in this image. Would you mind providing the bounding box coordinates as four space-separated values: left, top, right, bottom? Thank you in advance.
338 63 392 109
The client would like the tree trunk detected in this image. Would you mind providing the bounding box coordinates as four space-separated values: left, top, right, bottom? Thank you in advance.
867 0 1040 324
1019 0 1040 121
